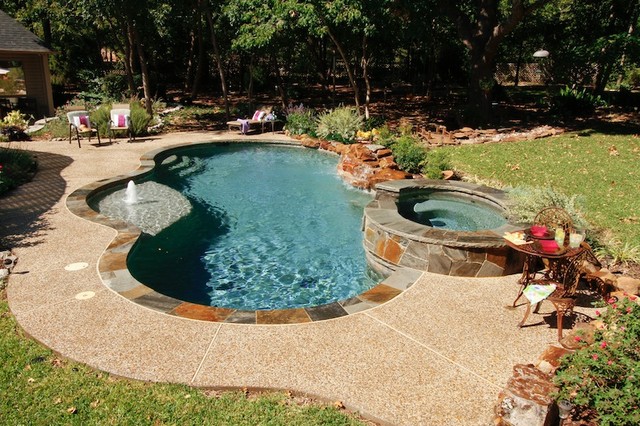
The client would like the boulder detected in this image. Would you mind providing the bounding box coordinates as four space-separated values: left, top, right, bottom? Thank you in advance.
495 364 558 426
300 137 320 149
615 276 640 295
536 346 572 375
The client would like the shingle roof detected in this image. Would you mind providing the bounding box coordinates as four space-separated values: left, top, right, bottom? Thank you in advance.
0 10 51 54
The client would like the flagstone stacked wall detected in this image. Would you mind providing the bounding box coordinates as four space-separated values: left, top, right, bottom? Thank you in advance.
363 179 525 277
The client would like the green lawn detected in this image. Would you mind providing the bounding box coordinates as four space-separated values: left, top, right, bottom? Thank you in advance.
445 131 640 247
0 296 365 425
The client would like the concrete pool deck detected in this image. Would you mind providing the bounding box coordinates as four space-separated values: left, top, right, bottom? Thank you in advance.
2 132 591 425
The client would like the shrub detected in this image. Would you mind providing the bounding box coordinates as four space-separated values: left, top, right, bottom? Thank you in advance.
0 147 37 195
316 106 363 144
550 86 606 117
90 104 111 137
420 149 452 179
0 111 29 141
285 110 317 136
129 102 152 137
374 125 395 148
594 239 640 266
554 296 640 426
506 186 589 230
391 135 427 174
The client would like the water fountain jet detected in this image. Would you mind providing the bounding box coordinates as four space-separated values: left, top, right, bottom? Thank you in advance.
124 180 138 205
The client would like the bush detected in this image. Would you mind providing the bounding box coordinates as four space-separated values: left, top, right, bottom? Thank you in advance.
0 111 29 141
285 109 317 136
90 104 111 137
506 186 589 230
550 86 607 117
0 147 38 195
316 106 363 144
554 296 640 426
420 149 452 179
129 102 152 137
390 135 427 174
374 125 395 148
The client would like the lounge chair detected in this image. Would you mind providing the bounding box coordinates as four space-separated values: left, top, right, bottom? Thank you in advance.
67 108 101 148
227 109 280 134
108 104 132 143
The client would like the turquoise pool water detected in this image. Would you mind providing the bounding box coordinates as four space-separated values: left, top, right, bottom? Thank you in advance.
399 192 506 231
110 144 378 310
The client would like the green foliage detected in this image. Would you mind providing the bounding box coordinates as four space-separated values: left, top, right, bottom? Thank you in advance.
0 297 365 425
374 125 395 148
550 86 607 117
129 102 153 137
1 111 28 132
390 135 427 174
363 116 385 131
554 297 640 426
505 186 589 229
316 107 363 144
0 147 37 195
285 104 317 136
420 149 452 179
90 105 111 138
594 240 640 266
446 133 640 247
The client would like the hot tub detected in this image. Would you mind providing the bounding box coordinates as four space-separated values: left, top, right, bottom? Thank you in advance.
363 179 524 277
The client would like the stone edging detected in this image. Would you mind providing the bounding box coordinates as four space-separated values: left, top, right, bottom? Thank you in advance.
65 139 423 324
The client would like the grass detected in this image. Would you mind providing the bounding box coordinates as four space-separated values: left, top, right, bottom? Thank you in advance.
0 294 366 425
445 131 640 247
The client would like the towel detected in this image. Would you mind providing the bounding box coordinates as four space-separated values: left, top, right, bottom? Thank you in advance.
523 284 557 305
238 119 250 134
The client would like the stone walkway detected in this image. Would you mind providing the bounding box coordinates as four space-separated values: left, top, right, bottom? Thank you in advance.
1 132 593 425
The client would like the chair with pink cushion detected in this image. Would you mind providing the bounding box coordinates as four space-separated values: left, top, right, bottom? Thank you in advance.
108 104 132 143
67 109 101 148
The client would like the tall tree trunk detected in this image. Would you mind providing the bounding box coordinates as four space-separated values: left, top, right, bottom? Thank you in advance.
190 17 205 99
323 22 361 113
272 55 288 109
184 27 196 94
204 4 230 120
441 0 551 125
361 35 371 120
125 22 137 97
247 55 254 109
130 22 153 116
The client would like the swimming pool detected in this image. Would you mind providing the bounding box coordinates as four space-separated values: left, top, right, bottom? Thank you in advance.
90 144 380 311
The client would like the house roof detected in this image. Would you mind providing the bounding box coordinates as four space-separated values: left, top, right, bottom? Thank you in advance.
0 10 51 54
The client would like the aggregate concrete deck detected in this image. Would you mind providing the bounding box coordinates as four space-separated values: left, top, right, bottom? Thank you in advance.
1 131 594 425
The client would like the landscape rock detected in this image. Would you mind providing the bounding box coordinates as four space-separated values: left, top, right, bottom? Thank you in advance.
614 276 640 295
536 346 572 375
495 364 558 426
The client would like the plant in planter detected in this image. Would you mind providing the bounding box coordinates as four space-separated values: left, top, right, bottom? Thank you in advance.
0 110 29 141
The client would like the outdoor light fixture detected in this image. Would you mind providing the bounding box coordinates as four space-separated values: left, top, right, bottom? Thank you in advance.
533 49 550 58
557 400 573 424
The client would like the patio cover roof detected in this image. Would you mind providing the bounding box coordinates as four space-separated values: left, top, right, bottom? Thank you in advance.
0 10 51 54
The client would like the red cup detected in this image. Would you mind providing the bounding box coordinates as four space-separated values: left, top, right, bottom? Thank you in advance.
530 225 547 237
539 239 559 253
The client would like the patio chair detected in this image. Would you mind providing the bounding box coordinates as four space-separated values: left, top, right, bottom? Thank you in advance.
67 109 101 148
108 104 132 143
518 249 588 343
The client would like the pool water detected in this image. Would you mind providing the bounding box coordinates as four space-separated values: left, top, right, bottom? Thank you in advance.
117 144 378 310
400 193 506 231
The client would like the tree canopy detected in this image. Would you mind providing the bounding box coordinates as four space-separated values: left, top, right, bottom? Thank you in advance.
1 0 638 124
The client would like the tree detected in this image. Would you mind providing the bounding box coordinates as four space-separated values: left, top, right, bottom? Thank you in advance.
440 0 553 125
